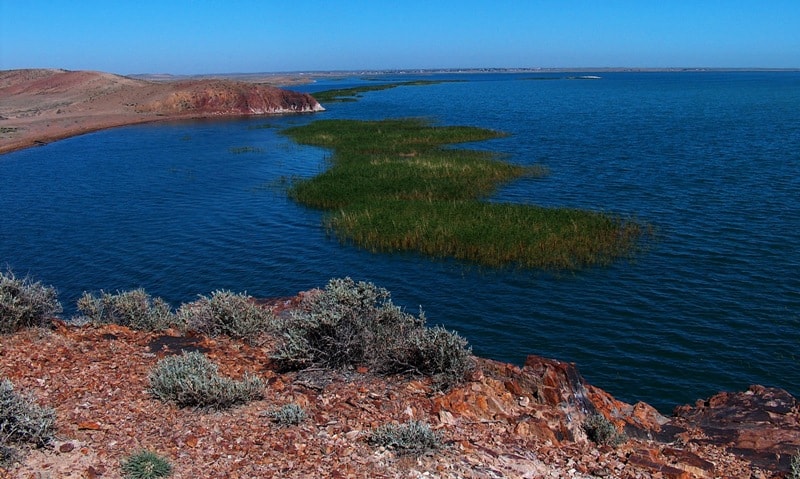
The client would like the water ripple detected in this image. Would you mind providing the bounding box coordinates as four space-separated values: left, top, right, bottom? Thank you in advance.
2 73 799 411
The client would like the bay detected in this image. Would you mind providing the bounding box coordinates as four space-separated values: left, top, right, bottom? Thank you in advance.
1 72 799 411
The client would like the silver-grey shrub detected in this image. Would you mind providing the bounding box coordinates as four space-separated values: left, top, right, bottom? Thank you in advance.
367 420 442 455
0 270 62 334
76 288 175 331
148 351 263 409
405 325 474 389
177 290 273 342
265 403 307 426
791 451 800 479
271 277 474 387
0 379 56 450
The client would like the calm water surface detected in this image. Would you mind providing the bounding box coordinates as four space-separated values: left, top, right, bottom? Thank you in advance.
2 72 799 411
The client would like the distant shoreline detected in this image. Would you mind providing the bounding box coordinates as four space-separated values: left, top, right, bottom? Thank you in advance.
133 67 800 80
3 67 797 155
0 69 322 155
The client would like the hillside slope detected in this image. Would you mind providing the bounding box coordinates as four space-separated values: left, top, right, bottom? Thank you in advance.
0 69 323 154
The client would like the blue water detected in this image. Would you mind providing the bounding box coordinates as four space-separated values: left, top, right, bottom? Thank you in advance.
2 72 799 412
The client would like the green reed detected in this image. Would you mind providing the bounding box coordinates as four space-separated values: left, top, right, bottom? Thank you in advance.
282 118 645 269
229 146 263 154
311 81 447 103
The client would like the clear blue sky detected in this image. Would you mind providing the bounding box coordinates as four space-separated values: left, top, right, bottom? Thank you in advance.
1 0 798 74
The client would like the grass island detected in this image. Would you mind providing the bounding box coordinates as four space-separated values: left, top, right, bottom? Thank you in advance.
310 80 449 103
283 118 646 269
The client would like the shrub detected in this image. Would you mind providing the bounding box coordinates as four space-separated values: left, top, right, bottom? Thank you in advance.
120 450 173 479
266 403 307 426
0 270 62 334
76 288 175 331
0 379 56 453
367 420 442 455
791 451 800 479
405 325 474 389
0 444 17 468
583 413 627 447
271 277 473 388
148 351 263 409
177 290 273 342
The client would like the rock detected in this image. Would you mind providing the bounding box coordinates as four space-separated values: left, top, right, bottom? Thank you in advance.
85 465 104 478
627 448 691 479
77 421 101 431
1 318 793 478
142 80 324 115
669 385 800 473
185 434 199 448
58 442 75 453
522 355 669 441
662 447 716 477
523 355 594 412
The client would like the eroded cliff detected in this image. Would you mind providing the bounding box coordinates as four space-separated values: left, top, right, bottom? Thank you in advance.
2 299 798 478
0 69 323 154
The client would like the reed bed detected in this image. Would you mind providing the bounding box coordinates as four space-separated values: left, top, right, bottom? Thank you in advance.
282 118 645 269
311 81 446 103
329 200 643 269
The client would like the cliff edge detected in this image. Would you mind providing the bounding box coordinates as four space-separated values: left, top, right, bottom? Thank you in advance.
1 293 798 478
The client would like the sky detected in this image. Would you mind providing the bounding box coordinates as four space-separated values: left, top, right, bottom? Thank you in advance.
1 0 798 75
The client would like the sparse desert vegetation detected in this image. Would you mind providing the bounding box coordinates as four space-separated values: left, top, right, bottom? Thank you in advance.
0 269 789 477
76 288 176 331
120 449 173 479
0 379 56 467
271 277 474 389
148 351 264 409
367 420 443 455
0 270 62 334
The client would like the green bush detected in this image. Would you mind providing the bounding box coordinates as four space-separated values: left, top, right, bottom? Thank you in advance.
177 290 273 342
367 420 442 455
76 288 175 331
271 277 473 388
0 379 56 467
583 413 627 447
0 270 62 334
148 351 263 409
265 403 307 426
121 450 173 479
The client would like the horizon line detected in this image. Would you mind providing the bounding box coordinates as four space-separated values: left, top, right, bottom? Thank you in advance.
126 66 800 77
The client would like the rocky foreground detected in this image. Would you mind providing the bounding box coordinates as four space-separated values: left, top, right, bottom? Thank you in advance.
0 69 323 154
1 295 798 478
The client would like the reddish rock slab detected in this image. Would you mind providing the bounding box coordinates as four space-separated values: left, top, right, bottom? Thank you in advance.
670 385 800 473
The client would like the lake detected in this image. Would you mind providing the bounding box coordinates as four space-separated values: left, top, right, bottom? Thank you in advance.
1 71 799 412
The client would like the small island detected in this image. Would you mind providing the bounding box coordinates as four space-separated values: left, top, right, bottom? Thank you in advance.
283 118 647 269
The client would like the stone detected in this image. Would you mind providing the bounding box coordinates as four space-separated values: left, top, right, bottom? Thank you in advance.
58 442 75 453
627 449 691 479
669 385 800 473
77 421 101 431
662 447 715 477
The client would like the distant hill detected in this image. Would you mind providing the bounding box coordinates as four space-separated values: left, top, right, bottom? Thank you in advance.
0 69 323 154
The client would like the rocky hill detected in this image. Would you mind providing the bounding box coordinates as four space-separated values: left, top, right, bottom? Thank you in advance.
1 292 798 478
0 69 323 154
